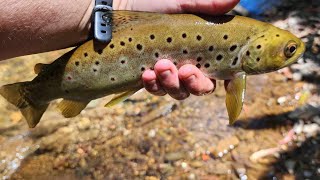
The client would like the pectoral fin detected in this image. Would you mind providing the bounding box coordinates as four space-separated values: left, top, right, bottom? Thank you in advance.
225 73 246 125
57 100 90 118
105 89 139 107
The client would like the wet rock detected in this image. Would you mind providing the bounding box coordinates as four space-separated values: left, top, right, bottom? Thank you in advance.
210 136 240 158
277 96 287 105
189 161 203 168
284 160 296 174
158 163 175 176
9 112 22 123
138 140 152 154
164 152 186 162
288 104 320 120
77 118 91 130
302 123 319 137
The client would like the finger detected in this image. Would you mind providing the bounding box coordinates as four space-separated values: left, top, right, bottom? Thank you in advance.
142 69 167 96
178 0 240 15
179 64 216 96
154 59 190 100
123 0 239 15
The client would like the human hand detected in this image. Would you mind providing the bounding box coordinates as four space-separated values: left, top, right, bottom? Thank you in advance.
114 0 239 100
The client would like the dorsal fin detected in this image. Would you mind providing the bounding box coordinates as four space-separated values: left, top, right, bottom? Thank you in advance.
110 11 166 32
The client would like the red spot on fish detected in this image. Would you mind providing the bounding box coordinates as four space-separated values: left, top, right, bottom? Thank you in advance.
67 76 72 80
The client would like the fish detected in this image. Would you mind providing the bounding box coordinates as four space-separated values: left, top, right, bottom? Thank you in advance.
0 11 305 128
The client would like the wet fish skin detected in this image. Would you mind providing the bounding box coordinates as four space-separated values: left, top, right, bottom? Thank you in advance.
0 11 305 127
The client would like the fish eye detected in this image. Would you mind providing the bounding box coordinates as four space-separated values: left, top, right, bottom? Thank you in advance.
284 42 297 58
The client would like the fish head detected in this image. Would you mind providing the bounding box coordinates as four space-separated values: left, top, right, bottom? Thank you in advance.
241 26 305 75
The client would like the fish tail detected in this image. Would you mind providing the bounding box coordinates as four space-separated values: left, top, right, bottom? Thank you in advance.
0 82 48 128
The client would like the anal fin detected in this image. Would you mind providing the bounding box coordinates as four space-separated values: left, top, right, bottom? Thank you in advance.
105 89 139 107
225 73 246 125
57 100 89 118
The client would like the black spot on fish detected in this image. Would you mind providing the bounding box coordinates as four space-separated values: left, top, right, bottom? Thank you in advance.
257 45 261 49
230 45 237 52
196 63 201 68
246 51 250 56
97 49 103 54
246 36 250 40
182 33 187 38
111 77 115 81
173 62 177 65
95 61 100 65
128 38 132 42
167 37 172 43
137 44 143 51
216 54 223 61
84 53 88 57
93 69 97 72
232 57 238 65
121 60 126 64
183 49 188 54
204 63 210 68
197 57 202 62
223 35 228 40
197 35 202 41
276 34 280 37
150 34 155 40
256 57 261 62
141 67 145 71
130 28 133 31
110 44 115 49
120 41 125 46
261 35 265 38
209 46 214 52
155 52 159 58
75 61 80 66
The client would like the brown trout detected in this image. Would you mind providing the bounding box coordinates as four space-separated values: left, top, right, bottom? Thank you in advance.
0 11 305 128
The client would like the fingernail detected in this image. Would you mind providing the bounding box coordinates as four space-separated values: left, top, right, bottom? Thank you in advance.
160 70 171 79
186 75 196 82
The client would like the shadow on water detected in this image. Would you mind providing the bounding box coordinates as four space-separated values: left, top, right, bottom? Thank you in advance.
234 104 320 179
235 104 320 130
262 132 320 179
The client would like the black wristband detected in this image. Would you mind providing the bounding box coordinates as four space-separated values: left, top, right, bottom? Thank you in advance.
93 0 113 43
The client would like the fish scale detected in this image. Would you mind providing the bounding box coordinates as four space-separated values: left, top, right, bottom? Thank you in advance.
0 11 305 128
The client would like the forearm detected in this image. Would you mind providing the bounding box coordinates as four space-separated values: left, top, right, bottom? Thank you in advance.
0 0 238 60
0 0 94 60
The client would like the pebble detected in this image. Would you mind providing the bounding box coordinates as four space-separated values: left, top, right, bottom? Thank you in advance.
9 112 22 123
148 129 156 138
277 96 287 105
164 152 185 162
293 122 304 134
188 173 196 180
292 73 302 81
284 160 296 174
181 162 188 169
190 161 203 168
303 170 313 177
302 123 319 137
77 118 91 130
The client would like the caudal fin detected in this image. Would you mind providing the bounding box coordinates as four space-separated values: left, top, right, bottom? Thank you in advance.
0 83 48 128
